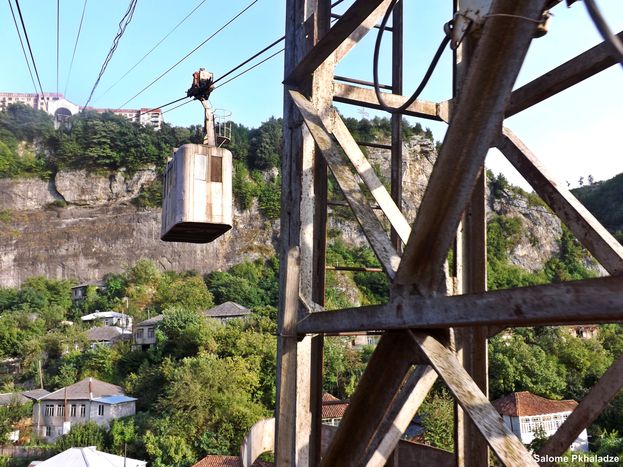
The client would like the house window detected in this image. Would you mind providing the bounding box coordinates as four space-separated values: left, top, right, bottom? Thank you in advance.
136 328 144 339
98 404 104 416
80 404 86 417
57 405 65 417
45 404 55 416
70 404 77 417
45 426 52 437
147 327 155 338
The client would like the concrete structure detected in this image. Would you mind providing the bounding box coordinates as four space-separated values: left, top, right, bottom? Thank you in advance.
28 446 146 466
32 378 136 441
203 301 251 323
81 311 132 330
493 391 588 451
0 91 163 129
133 314 164 350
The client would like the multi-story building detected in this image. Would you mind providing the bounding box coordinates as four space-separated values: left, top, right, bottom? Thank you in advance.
0 92 163 129
32 377 136 441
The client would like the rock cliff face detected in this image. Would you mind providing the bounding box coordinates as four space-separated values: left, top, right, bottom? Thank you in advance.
0 134 571 287
0 171 277 287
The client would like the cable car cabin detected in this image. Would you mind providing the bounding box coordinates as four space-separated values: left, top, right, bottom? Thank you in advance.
161 144 232 243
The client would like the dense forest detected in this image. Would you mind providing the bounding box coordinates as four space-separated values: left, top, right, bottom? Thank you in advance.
0 104 622 465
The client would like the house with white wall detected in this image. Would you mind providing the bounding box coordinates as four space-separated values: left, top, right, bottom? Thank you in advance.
32 378 136 441
493 391 588 451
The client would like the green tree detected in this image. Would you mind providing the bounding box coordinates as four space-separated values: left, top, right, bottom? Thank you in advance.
158 306 215 359
420 388 454 452
53 422 106 452
154 273 214 313
248 117 282 170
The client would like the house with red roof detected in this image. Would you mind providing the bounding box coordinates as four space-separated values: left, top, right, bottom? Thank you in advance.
192 455 273 467
321 393 349 426
492 391 588 451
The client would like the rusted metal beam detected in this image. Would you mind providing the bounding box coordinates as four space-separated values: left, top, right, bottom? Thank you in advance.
289 89 401 278
496 128 623 276
395 0 548 292
320 332 419 467
507 31 623 117
285 0 386 85
333 82 442 120
297 276 623 334
538 353 623 464
410 332 539 467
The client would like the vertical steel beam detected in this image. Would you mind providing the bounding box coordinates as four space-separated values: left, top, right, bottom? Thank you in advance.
277 0 332 465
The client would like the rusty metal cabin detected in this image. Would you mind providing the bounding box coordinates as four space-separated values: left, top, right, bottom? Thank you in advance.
161 143 233 243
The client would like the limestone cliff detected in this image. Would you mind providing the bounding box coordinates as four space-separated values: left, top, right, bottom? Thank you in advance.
0 134 576 287
0 171 277 287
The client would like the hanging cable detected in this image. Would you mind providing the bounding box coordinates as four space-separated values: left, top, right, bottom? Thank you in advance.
83 0 138 109
584 0 623 68
213 35 284 85
162 99 193 115
138 96 190 117
215 48 284 89
98 0 209 100
7 0 38 95
117 0 258 110
64 0 88 96
373 0 450 114
14 0 46 98
56 0 60 95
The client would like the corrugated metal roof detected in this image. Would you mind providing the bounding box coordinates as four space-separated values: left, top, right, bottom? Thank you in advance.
204 301 251 318
81 311 131 321
493 391 578 417
32 446 146 466
92 395 137 405
136 314 164 326
86 326 126 341
0 389 49 406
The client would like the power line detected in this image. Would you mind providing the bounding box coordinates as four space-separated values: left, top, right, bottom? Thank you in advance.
140 95 190 117
98 0 209 100
14 0 46 98
83 0 138 109
7 0 38 95
117 0 258 110
64 0 88 96
213 35 284 85
162 99 193 115
215 48 284 89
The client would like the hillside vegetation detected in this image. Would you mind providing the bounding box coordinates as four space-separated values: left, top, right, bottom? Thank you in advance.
0 104 621 463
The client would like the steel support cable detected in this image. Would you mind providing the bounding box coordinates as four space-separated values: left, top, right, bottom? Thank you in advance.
14 0 46 97
64 0 88 96
162 99 193 115
139 95 190 117
7 0 38 94
584 0 623 67
98 0 209 100
153 48 284 118
214 48 284 89
212 36 285 85
83 0 138 109
56 0 60 95
116 0 258 110
373 0 450 114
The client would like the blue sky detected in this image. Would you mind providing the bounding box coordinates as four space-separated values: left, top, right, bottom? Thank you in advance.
0 0 621 187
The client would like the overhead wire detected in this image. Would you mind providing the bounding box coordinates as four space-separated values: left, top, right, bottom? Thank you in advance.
14 0 46 98
64 0 88 96
7 0 38 95
162 99 193 115
214 48 284 89
83 0 138 109
116 0 259 110
584 0 623 68
146 35 284 118
212 35 285 85
372 0 450 114
98 0 209 100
